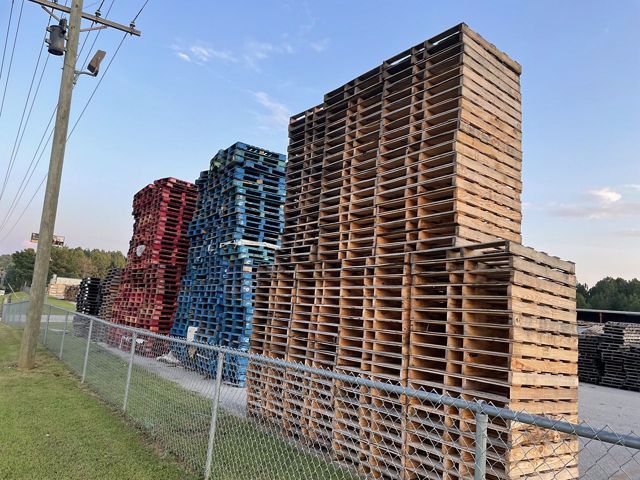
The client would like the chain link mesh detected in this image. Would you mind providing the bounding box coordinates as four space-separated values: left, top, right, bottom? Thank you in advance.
2 301 639 480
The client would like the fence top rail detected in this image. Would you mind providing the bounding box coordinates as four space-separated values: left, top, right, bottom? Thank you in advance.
10 300 640 450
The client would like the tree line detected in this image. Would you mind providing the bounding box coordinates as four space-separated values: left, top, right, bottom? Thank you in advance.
577 277 640 312
1 249 638 311
0 247 126 291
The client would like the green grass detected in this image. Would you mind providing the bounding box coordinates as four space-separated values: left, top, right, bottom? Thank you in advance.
45 296 76 310
0 291 28 304
0 325 195 480
48 328 360 480
0 292 75 310
6 321 357 480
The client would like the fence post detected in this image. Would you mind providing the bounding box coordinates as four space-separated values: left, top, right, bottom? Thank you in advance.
123 332 137 413
59 312 69 359
204 350 225 480
474 410 488 480
81 318 93 383
43 306 52 346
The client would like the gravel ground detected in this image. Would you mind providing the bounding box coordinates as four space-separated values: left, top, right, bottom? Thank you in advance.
99 342 247 416
578 383 640 479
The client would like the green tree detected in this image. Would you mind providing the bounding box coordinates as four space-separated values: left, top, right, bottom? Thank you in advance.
576 283 590 309
580 277 640 312
4 246 127 287
0 254 12 288
5 249 37 289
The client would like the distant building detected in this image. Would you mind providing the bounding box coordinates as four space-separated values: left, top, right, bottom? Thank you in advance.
47 275 82 299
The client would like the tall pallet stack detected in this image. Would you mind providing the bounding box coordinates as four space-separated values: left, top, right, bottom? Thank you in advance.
76 277 102 315
247 23 579 480
598 322 640 391
171 142 286 384
73 277 102 337
98 267 123 321
578 323 605 384
110 178 197 347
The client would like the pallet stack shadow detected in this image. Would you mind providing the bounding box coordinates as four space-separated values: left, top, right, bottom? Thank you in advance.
579 322 640 391
73 277 102 337
171 143 286 384
109 178 197 353
247 23 578 480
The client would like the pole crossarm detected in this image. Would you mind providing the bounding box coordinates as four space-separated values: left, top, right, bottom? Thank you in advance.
28 0 141 36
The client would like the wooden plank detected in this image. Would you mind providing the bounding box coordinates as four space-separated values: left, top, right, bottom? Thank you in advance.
508 243 575 275
460 24 522 75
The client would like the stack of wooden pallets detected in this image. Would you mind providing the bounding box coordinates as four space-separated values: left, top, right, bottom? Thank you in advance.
247 23 578 480
578 323 605 384
98 267 123 321
110 178 197 351
171 142 286 384
599 322 640 391
73 277 102 337
76 277 103 315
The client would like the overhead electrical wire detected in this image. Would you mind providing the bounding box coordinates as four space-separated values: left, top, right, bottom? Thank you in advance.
131 0 149 24
0 0 16 86
0 0 115 236
0 0 25 121
0 0 151 242
0 175 47 243
0 0 101 231
0 106 57 234
0 17 52 209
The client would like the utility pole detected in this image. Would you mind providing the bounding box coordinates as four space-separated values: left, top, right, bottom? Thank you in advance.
18 0 141 369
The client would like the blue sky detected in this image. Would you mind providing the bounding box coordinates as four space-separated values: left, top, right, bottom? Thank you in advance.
0 0 638 285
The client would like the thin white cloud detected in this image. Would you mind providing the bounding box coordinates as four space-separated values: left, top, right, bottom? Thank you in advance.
299 1 316 34
548 186 640 219
189 45 237 63
171 28 323 71
623 184 640 191
310 38 329 53
621 229 640 237
589 187 621 203
171 43 237 66
242 40 295 69
550 201 640 219
176 52 191 62
252 91 291 130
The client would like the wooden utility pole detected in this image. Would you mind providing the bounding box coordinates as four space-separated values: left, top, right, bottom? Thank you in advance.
18 0 140 369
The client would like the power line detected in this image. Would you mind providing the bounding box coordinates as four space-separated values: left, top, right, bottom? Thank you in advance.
0 0 114 234
1 30 130 241
0 1 16 85
0 106 57 235
131 0 149 24
68 31 127 138
2 0 149 243
0 17 51 207
79 0 115 70
0 56 54 223
0 174 47 243
0 0 25 121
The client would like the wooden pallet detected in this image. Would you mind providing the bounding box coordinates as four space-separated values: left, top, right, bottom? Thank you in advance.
246 23 577 480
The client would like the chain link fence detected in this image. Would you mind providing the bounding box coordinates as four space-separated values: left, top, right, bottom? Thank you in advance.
2 300 639 480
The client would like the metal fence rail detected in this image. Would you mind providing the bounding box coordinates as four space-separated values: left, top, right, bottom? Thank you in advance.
2 300 639 480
